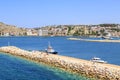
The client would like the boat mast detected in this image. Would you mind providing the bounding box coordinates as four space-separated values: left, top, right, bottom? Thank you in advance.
48 41 52 48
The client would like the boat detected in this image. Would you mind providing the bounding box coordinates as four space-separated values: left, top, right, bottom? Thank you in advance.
101 32 112 40
90 57 107 63
45 42 58 54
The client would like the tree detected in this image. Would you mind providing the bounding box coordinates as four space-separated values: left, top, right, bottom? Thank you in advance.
73 30 80 36
100 29 105 35
99 24 118 27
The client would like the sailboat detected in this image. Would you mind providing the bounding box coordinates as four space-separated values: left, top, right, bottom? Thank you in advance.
45 42 58 54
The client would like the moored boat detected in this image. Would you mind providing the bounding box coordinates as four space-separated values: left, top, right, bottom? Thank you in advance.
101 31 112 40
90 57 107 63
45 42 58 54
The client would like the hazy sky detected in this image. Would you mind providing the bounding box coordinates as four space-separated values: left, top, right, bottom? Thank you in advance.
0 0 120 28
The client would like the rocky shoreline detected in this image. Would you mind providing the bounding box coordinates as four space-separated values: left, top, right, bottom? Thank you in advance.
0 46 120 80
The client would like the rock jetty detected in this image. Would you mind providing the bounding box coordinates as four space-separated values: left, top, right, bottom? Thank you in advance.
68 38 120 43
0 46 120 80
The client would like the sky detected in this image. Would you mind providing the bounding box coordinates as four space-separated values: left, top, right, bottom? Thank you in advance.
0 0 120 28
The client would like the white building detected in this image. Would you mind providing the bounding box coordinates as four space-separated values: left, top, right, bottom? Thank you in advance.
27 29 32 36
38 29 48 36
4 33 9 36
26 29 38 36
38 29 42 36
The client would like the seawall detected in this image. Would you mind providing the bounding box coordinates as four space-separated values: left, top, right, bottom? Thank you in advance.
68 38 120 43
0 46 120 80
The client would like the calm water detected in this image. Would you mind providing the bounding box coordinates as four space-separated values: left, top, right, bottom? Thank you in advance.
0 36 120 80
0 53 88 80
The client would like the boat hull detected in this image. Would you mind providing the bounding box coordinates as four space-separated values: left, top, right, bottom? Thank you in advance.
47 51 58 54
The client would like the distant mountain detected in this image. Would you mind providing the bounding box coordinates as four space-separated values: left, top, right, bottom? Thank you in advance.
0 22 26 36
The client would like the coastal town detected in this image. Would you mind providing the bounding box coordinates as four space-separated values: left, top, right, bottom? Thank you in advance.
1 0 120 80
0 22 120 37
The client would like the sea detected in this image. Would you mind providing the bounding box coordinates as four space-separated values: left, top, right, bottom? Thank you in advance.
0 36 120 80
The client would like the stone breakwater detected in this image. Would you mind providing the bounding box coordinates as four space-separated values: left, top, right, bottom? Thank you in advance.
68 38 120 43
0 46 120 80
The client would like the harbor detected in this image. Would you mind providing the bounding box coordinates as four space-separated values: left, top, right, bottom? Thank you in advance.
0 46 120 80
1 0 120 79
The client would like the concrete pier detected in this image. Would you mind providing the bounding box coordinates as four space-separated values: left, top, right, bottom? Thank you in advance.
0 46 120 80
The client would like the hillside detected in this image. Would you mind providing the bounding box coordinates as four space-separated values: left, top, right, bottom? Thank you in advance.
0 22 26 36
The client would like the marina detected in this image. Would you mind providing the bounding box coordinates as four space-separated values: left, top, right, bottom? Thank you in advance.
0 36 120 80
0 36 120 65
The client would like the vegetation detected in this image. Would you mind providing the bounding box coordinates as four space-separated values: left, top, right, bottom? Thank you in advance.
99 24 118 27
111 28 120 32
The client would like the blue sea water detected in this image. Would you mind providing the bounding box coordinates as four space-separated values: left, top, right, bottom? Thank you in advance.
0 53 88 80
0 36 120 80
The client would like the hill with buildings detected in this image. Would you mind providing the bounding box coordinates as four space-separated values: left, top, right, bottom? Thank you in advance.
35 24 120 37
0 22 26 36
0 22 120 37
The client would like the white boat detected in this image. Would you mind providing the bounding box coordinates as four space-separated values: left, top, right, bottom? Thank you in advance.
90 57 107 63
101 32 112 40
45 42 58 54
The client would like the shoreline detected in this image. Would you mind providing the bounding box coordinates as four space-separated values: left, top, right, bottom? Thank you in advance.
0 46 120 80
68 38 120 43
